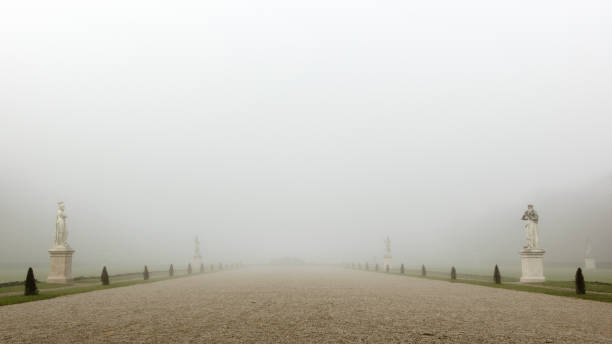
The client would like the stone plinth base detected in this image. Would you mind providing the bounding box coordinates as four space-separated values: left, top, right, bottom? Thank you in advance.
383 254 392 271
585 258 596 270
520 248 545 283
48 247 75 284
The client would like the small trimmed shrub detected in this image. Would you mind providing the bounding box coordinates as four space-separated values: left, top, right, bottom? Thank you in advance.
101 266 110 285
400 264 405 274
187 263 192 274
494 265 501 284
421 265 426 277
575 267 586 294
451 266 456 280
169 264 174 277
200 263 204 273
24 267 38 296
143 266 149 280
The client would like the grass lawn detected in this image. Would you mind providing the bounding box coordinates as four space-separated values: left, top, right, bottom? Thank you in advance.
0 282 70 293
402 269 519 283
0 277 173 306
0 271 175 293
541 280 612 293
72 271 170 284
0 271 209 307
449 279 612 303
360 268 612 303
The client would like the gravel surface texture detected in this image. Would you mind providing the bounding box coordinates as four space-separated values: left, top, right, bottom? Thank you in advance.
1 266 611 343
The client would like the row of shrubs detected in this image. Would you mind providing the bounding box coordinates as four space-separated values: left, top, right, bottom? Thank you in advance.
23 262 243 296
349 263 588 295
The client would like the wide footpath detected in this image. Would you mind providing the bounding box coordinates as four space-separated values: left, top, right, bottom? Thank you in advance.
1 266 611 343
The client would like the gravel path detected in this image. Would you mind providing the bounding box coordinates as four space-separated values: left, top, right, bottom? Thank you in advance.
1 266 611 343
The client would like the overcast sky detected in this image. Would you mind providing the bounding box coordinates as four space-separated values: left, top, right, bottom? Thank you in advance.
1 1 611 274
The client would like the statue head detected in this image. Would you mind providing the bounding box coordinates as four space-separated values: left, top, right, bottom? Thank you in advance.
527 204 534 210
58 201 65 210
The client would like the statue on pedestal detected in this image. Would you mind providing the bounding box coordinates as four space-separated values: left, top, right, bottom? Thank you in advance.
48 201 75 283
585 240 592 258
384 236 391 254
383 236 392 270
194 236 201 257
521 204 539 249
192 236 203 271
54 201 69 248
585 239 596 269
519 204 545 282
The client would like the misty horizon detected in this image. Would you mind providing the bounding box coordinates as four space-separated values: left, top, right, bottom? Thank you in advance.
2 0 611 274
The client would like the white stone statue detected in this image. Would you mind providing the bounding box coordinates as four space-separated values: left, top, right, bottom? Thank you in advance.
54 201 69 247
521 204 539 249
584 239 596 269
384 236 391 254
48 201 75 283
585 240 593 258
383 236 392 270
194 236 201 256
192 235 203 270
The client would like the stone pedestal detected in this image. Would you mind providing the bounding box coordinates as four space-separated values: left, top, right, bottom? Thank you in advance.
585 258 597 270
520 248 545 283
48 247 75 283
383 254 392 271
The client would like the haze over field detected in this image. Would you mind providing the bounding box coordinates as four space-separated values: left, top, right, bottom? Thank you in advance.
1 1 611 272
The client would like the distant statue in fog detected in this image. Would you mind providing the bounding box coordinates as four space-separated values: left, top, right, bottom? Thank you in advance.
194 236 201 256
384 236 391 254
54 201 69 247
521 204 539 249
585 240 592 258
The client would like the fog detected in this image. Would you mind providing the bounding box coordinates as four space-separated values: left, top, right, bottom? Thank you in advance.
1 1 611 274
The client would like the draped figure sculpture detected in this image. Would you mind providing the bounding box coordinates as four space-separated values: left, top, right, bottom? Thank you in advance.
48 201 75 283
194 236 201 256
55 201 69 247
521 204 539 249
585 240 593 258
384 236 391 254
192 235 203 272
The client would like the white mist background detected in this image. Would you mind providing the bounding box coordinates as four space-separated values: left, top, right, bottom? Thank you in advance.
1 1 611 279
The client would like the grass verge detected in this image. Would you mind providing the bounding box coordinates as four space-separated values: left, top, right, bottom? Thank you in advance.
541 280 612 293
0 272 205 307
359 269 612 303
0 282 69 293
